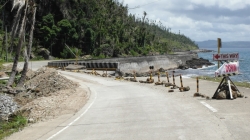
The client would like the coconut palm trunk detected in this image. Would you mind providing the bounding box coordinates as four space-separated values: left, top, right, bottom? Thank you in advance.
17 6 37 87
7 2 28 87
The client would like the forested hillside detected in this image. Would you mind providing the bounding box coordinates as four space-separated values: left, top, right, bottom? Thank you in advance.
0 0 198 59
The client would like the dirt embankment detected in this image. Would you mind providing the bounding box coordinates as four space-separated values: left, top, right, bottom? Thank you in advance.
0 66 89 123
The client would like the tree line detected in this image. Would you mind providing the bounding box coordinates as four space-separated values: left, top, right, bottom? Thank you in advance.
1 0 198 59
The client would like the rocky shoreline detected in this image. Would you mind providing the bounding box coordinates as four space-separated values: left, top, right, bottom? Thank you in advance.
178 57 214 70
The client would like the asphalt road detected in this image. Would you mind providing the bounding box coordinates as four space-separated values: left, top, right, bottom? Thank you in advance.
6 61 250 140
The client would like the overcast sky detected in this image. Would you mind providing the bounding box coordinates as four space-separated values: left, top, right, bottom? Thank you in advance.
117 0 250 42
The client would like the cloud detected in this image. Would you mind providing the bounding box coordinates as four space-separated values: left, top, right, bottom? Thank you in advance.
189 0 250 11
118 0 250 41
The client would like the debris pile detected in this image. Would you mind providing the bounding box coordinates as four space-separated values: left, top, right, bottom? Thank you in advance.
0 94 18 121
155 81 166 85
179 86 190 92
124 77 137 82
193 92 210 99
23 67 79 97
0 67 82 122
139 78 154 83
0 72 8 78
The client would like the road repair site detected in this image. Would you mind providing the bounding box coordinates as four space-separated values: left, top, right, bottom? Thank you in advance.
5 60 250 140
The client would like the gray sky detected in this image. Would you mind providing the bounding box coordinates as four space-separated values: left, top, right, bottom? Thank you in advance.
118 0 250 42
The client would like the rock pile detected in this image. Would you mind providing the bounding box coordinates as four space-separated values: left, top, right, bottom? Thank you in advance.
178 58 214 69
139 78 154 83
0 94 18 121
214 84 244 99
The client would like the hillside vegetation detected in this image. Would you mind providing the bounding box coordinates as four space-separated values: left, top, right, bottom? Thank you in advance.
0 0 198 59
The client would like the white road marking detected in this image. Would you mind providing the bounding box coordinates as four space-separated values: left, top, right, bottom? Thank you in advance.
47 88 97 140
200 101 218 112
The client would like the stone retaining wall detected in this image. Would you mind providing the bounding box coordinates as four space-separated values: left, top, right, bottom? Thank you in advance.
48 53 198 73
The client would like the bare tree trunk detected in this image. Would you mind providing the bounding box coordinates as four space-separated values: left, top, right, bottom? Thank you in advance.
0 28 5 57
10 9 22 54
5 26 8 62
7 3 28 87
17 6 37 87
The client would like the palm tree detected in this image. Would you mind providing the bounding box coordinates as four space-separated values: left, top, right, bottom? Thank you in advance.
7 0 27 87
17 2 37 87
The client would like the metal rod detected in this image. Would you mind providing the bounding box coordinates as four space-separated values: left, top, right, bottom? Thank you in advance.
227 76 233 100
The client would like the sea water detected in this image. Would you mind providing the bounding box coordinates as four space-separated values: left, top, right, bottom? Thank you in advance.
176 47 250 82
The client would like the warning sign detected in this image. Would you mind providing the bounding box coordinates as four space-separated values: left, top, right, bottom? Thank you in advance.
213 53 239 61
215 61 239 77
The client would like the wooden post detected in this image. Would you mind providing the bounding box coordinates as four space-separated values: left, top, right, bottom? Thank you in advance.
166 72 169 83
217 38 221 68
158 71 160 82
180 74 183 88
172 71 175 85
133 71 136 80
150 71 152 80
196 77 199 93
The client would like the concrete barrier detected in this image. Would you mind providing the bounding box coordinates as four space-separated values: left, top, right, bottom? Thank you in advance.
47 53 198 72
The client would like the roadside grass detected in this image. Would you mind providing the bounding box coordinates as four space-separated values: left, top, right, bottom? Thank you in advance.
195 76 250 88
0 62 28 140
0 115 27 140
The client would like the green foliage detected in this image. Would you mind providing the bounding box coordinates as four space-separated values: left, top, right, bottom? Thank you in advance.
130 50 139 56
97 54 106 59
57 19 72 35
3 0 198 59
39 14 59 51
0 115 27 140
60 47 82 59
41 13 54 27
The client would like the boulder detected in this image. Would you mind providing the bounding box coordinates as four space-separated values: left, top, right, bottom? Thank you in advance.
185 58 214 69
37 48 50 60
216 91 227 99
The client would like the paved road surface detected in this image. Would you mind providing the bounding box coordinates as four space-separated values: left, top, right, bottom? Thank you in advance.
6 61 250 140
